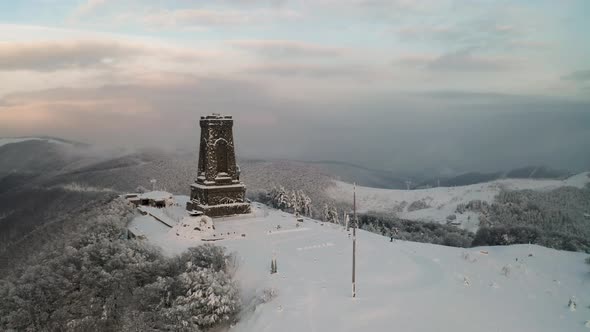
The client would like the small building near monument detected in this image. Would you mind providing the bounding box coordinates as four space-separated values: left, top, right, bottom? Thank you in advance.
127 191 174 208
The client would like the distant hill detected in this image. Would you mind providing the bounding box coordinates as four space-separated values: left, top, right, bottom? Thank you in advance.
415 166 570 189
0 137 586 261
504 166 569 179
291 161 571 190
0 136 87 148
328 172 590 243
302 160 407 189
0 139 77 174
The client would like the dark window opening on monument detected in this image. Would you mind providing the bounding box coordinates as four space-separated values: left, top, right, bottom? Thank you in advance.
216 140 229 175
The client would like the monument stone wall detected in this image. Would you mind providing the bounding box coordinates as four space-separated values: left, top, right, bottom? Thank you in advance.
186 113 251 217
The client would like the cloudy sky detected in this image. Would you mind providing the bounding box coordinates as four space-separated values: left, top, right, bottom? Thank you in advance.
0 0 589 174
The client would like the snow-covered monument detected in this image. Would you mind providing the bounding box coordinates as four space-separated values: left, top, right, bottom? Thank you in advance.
186 113 251 217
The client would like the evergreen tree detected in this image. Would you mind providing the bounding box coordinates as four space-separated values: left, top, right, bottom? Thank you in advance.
329 206 340 224
302 192 312 216
322 204 330 222
290 191 298 213
270 186 289 210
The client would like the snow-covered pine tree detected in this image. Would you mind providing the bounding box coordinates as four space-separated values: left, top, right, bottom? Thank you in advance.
169 269 240 329
330 206 340 224
321 205 339 223
302 192 312 217
290 191 298 213
295 190 305 215
268 186 278 206
273 186 289 210
322 204 330 222
267 186 313 216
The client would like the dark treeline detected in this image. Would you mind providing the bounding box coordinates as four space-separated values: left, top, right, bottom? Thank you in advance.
355 183 590 253
0 187 112 255
358 213 475 248
474 185 590 252
472 226 590 252
358 212 590 253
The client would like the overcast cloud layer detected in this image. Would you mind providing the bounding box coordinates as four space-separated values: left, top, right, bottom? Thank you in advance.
0 0 589 174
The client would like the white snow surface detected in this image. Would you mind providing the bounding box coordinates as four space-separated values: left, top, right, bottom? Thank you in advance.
0 137 69 147
139 191 173 200
327 172 590 231
129 201 590 332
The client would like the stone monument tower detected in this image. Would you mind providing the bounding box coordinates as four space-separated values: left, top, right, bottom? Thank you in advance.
186 113 251 217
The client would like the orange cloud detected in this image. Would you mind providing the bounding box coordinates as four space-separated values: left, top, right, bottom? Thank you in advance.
0 97 154 134
0 39 215 72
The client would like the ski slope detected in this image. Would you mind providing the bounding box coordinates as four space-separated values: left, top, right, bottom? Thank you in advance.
129 201 590 332
327 172 590 231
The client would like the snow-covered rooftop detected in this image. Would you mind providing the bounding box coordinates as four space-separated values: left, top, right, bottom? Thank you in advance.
138 191 173 201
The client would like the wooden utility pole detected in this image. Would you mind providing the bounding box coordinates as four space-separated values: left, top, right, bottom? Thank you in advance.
352 183 357 298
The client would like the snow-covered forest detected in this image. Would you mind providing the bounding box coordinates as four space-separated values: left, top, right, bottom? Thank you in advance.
357 213 475 248
327 174 590 252
256 175 590 252
0 199 241 331
472 185 590 252
255 186 314 217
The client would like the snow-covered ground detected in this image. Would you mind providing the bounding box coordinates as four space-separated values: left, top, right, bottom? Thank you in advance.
129 200 590 332
327 172 590 231
0 137 69 148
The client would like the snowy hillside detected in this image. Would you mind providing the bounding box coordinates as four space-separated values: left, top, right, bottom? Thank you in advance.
327 172 590 231
129 199 590 332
